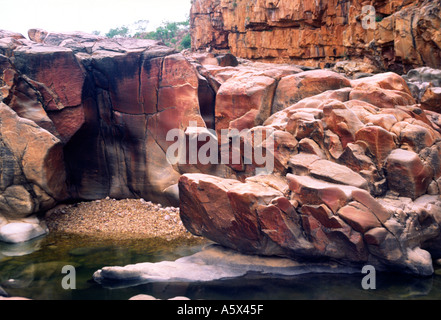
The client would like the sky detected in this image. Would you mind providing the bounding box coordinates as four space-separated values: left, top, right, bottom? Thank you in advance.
0 0 192 38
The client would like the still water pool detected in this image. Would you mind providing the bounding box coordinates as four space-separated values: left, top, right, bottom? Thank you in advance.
1 233 441 300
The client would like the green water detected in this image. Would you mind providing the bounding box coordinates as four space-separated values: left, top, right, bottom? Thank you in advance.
1 233 441 300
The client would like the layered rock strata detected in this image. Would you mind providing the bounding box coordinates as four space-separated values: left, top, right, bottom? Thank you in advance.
190 0 441 72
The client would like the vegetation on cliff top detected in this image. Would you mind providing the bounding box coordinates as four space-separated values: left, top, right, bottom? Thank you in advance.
96 18 191 51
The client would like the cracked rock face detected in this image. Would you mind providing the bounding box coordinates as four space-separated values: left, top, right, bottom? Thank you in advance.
190 0 441 72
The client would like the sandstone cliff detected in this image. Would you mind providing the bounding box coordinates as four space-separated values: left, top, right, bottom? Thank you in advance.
190 0 441 72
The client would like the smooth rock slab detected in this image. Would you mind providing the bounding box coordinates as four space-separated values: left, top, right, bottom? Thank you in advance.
0 222 47 244
93 244 358 289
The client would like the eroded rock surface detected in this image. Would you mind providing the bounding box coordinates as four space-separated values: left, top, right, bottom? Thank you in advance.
93 244 359 287
0 29 211 216
179 57 441 276
190 0 441 72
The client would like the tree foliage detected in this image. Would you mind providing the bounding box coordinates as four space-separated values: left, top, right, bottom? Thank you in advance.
101 18 191 51
105 26 129 38
134 19 191 51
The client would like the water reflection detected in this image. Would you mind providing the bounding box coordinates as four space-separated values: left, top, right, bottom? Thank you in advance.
0 233 440 300
0 236 44 258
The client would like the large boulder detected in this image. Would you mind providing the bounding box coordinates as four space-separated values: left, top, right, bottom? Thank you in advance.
215 74 277 135
179 172 439 275
272 70 352 113
0 102 67 218
404 67 441 113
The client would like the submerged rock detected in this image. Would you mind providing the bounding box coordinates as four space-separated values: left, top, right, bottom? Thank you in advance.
93 244 359 288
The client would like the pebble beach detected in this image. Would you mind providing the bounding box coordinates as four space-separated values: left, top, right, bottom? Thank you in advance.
44 198 197 241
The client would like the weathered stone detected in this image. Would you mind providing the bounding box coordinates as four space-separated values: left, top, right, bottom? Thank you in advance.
337 202 382 233
309 160 368 190
215 74 277 135
93 244 359 287
288 154 368 190
391 121 439 153
300 204 343 229
322 101 364 148
355 125 397 168
272 70 351 114
179 173 284 255
421 87 441 113
298 138 326 158
0 102 67 218
1 27 441 276
12 44 85 109
385 149 434 199
191 0 441 71
287 174 358 213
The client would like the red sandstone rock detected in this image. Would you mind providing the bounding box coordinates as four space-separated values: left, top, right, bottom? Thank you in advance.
0 102 67 218
354 125 397 167
1 28 441 275
191 0 441 71
215 74 277 136
385 148 434 199
337 202 382 233
421 86 441 113
13 44 85 109
272 70 352 114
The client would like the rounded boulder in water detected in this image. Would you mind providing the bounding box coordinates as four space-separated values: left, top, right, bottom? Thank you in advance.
0 222 47 244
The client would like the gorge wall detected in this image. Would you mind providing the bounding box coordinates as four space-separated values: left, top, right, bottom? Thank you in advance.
190 0 441 72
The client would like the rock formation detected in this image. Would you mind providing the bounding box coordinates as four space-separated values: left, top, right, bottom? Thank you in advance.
179 57 441 276
93 244 359 287
0 30 213 213
0 27 441 277
190 0 441 72
0 29 226 242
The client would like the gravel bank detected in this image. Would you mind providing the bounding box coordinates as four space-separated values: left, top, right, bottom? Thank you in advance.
44 198 198 241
